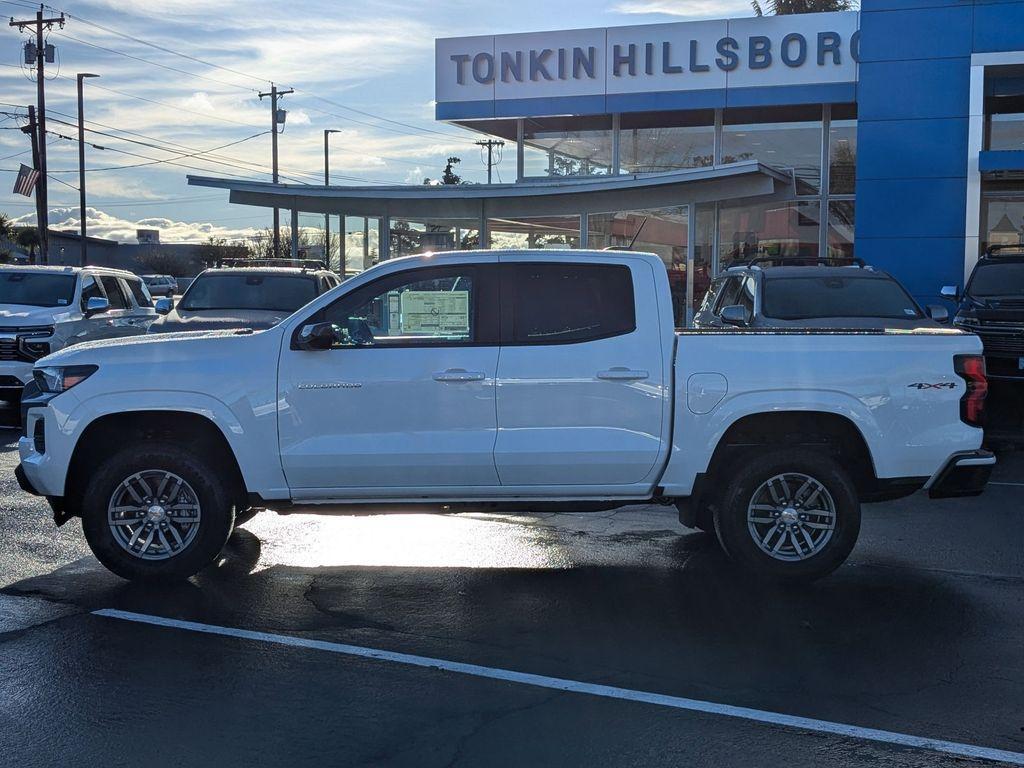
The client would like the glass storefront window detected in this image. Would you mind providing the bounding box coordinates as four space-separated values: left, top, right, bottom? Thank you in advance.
589 206 691 325
722 106 823 194
980 192 1024 252
827 201 855 261
488 216 581 249
718 201 821 267
988 113 1024 151
620 110 715 174
522 116 614 177
829 119 857 195
389 219 481 258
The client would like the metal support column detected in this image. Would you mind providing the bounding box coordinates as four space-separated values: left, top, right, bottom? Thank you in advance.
611 113 621 175
579 211 589 248
363 217 370 269
516 119 525 181
479 202 489 249
290 208 299 258
379 216 390 261
819 104 832 260
338 215 346 277
686 202 697 328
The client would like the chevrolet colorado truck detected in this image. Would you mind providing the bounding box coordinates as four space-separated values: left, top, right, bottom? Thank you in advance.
15 250 994 583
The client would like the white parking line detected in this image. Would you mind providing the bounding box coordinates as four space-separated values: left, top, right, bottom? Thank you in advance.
94 608 1024 766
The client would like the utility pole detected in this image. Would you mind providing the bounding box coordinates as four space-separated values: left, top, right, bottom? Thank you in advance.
10 7 65 264
77 73 99 266
324 129 339 270
21 105 42 261
475 139 505 184
258 83 292 257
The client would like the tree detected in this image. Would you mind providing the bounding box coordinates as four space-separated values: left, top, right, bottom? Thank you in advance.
196 236 249 268
751 0 856 14
0 214 14 243
15 227 40 263
424 156 463 185
134 248 200 277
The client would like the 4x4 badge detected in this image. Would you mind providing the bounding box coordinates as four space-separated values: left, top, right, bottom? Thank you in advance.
907 382 956 390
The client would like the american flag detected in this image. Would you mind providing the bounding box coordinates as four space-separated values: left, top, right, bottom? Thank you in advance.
12 163 39 197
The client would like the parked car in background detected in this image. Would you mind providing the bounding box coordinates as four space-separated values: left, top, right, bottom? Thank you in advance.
141 274 178 298
694 258 948 330
0 265 155 415
149 260 341 334
16 250 992 584
946 245 1024 381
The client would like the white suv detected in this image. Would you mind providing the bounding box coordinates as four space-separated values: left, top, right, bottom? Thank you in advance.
0 265 156 410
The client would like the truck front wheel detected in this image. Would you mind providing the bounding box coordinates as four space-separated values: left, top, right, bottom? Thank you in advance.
713 450 861 582
81 443 235 582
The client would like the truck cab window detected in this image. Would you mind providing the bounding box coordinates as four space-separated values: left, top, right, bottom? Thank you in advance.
320 268 478 347
507 263 635 344
99 276 128 310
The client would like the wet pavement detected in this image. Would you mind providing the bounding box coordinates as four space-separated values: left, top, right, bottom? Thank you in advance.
1 427 1023 767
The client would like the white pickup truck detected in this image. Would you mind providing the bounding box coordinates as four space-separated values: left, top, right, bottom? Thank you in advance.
15 250 994 583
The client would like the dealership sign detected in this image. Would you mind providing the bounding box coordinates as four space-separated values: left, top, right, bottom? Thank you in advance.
436 11 859 116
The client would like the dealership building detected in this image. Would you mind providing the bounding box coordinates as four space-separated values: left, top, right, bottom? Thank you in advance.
192 0 1024 325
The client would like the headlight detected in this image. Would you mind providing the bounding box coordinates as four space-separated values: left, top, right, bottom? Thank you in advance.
33 365 98 393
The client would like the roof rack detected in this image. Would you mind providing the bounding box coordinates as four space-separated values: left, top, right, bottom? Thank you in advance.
744 256 868 269
219 258 328 271
985 244 1024 257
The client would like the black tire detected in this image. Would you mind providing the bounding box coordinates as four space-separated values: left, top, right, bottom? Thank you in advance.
713 449 860 582
233 507 259 527
81 442 236 582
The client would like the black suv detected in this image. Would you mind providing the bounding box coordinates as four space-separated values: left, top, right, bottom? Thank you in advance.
946 245 1024 381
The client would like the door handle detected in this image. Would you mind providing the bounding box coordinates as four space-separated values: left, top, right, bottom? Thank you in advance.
433 369 486 382
597 367 649 381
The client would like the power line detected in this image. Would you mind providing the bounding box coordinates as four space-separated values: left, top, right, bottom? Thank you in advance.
61 11 269 87
52 31 259 94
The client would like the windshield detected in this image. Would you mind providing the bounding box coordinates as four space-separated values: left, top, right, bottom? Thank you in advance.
178 273 317 312
763 276 923 320
967 262 1024 298
0 271 77 308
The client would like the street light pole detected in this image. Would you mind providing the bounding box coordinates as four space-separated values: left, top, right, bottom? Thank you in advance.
324 129 339 270
77 73 99 267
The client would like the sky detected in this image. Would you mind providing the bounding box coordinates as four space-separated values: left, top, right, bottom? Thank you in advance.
0 0 756 244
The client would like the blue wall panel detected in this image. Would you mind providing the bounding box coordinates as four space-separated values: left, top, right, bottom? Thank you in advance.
857 118 968 180
856 237 966 303
858 5 975 62
857 179 967 239
858 58 971 121
973 2 1024 52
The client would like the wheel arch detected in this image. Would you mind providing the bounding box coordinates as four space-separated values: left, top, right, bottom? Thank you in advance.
63 409 248 519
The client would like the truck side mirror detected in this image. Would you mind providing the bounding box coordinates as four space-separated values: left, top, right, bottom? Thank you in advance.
940 285 960 301
84 296 109 316
926 304 950 323
155 297 174 315
295 322 340 351
720 304 750 328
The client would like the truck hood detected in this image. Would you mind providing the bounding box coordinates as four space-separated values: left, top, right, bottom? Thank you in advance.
149 308 288 334
0 304 64 328
38 327 266 367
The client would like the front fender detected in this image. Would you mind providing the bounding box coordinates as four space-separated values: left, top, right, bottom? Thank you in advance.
51 390 288 499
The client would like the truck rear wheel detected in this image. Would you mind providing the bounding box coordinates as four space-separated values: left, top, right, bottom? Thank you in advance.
80 443 235 582
713 450 860 582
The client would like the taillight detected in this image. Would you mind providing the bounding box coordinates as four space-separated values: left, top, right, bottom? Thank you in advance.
954 354 988 427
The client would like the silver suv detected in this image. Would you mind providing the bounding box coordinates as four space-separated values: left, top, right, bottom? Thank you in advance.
0 265 157 409
149 260 341 333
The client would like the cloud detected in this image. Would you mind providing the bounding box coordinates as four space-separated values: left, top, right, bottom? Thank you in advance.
12 207 263 244
611 0 753 17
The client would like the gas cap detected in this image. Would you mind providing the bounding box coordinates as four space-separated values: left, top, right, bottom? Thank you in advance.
687 372 728 415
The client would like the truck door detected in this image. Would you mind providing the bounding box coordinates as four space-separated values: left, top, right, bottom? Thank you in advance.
277 260 502 493
494 256 667 487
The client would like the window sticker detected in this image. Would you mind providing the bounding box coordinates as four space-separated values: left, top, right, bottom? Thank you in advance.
400 290 469 335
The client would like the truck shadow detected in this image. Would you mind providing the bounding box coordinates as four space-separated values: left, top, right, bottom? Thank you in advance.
2 520 1004 734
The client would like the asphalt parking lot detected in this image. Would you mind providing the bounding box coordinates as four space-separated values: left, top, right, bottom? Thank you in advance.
1 428 1022 767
